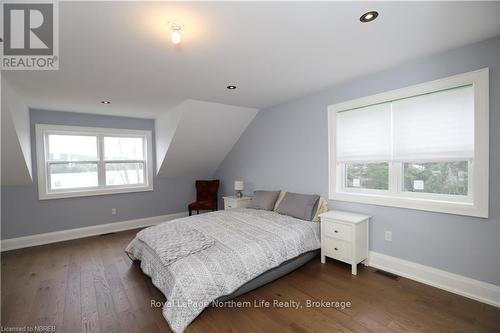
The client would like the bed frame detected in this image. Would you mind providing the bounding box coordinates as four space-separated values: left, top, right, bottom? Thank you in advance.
215 249 320 302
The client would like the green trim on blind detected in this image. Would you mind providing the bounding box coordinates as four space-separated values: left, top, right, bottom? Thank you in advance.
337 83 473 113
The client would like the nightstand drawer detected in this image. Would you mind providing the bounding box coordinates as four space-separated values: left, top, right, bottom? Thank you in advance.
323 237 352 261
320 210 370 275
223 196 252 210
224 201 236 209
324 221 352 241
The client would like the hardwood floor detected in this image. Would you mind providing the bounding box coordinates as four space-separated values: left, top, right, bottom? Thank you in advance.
2 229 499 333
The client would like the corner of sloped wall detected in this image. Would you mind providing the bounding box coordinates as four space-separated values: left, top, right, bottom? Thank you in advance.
155 102 186 175
1 78 33 185
155 99 258 179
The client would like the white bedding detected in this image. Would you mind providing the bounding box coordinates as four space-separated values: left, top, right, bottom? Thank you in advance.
125 208 321 333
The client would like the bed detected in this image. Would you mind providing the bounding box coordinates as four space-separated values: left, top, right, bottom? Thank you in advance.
126 208 321 333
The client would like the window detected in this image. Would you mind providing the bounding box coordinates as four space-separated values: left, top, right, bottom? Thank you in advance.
345 163 389 191
328 69 489 217
403 161 469 196
36 125 153 200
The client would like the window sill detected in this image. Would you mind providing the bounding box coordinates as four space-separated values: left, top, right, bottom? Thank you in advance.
330 191 488 218
38 185 154 200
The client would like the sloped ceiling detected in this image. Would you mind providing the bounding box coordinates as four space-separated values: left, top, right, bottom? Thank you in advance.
156 100 258 178
1 74 258 185
1 77 33 185
2 2 499 185
3 2 500 117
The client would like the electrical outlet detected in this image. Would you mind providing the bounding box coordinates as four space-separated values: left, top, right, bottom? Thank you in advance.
385 231 392 241
111 208 117 215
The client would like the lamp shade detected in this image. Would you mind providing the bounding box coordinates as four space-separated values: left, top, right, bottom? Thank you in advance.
234 181 244 191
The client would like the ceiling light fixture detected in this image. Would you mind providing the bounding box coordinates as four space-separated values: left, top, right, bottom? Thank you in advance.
101 101 111 104
168 21 184 44
360 11 379 23
227 85 237 90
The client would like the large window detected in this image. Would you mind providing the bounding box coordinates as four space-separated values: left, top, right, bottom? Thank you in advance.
36 125 153 200
328 69 489 217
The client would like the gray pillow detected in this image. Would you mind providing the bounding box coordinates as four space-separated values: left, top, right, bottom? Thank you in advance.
248 190 281 210
276 192 320 221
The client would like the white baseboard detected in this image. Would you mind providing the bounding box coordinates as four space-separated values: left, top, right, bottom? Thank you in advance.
368 251 500 308
0 212 188 252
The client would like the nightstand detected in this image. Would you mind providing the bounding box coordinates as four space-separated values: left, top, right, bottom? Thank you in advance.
319 210 370 275
223 196 252 210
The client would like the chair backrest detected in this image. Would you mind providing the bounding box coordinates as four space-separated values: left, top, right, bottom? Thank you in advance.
195 180 220 202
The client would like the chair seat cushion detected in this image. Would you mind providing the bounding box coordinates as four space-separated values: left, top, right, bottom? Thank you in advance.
189 200 215 210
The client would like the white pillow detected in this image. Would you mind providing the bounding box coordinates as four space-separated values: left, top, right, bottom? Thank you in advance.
273 191 287 211
312 197 328 222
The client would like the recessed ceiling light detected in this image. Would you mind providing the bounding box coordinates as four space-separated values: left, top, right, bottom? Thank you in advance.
360 11 379 23
101 101 111 104
227 85 237 90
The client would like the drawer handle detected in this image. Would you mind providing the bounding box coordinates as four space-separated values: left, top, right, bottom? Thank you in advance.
334 230 338 233
334 247 338 251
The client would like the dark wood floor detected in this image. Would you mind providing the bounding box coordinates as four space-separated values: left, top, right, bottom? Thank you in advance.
2 229 499 333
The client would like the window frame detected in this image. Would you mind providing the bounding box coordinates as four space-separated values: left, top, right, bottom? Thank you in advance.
36 124 154 200
328 68 489 218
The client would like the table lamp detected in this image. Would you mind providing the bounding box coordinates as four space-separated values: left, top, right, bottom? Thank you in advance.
234 181 244 198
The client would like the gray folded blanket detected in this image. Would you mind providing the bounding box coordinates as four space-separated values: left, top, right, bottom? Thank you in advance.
135 221 215 266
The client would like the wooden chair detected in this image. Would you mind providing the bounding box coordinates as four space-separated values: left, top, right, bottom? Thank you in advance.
188 180 220 216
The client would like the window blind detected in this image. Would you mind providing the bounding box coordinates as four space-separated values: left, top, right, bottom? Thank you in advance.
392 86 474 161
336 103 392 162
336 85 474 163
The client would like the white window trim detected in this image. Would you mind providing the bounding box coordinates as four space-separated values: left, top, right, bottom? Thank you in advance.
36 124 154 200
328 68 489 218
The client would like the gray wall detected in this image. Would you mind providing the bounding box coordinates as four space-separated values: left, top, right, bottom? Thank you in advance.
215 36 500 285
1 109 203 239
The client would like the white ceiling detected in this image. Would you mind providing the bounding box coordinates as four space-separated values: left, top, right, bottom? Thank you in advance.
4 1 500 118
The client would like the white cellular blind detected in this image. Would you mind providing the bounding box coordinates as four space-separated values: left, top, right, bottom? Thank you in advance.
392 86 474 161
336 85 474 163
336 103 392 162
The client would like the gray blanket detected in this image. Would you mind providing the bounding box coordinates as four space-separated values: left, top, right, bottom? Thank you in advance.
126 208 320 333
136 222 215 266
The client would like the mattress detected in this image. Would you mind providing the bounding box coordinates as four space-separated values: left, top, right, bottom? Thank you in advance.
126 208 321 333
215 249 319 303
